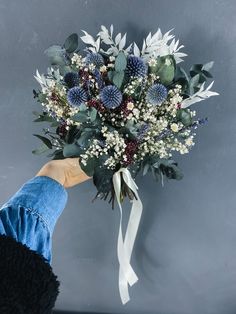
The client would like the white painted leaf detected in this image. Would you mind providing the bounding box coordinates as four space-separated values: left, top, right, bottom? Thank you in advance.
133 42 140 56
80 30 96 46
95 37 100 51
181 81 219 108
146 32 152 45
119 33 126 50
110 24 114 37
115 33 122 45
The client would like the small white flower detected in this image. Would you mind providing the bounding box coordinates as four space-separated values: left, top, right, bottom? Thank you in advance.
100 65 107 73
170 123 179 132
127 102 134 110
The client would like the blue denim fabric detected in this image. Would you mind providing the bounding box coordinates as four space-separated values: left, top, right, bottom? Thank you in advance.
0 176 68 265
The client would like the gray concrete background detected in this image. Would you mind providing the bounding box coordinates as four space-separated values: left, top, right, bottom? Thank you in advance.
0 0 235 313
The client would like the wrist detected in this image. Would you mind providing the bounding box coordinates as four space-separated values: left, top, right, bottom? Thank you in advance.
35 162 65 187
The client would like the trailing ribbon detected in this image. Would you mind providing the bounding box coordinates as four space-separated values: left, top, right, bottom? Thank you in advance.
112 168 143 304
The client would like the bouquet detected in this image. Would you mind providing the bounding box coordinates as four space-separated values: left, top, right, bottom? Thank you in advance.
32 25 219 304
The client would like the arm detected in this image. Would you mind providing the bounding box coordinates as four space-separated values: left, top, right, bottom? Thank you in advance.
35 157 92 188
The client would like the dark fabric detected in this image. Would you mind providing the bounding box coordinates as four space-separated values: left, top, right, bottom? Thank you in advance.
0 233 60 314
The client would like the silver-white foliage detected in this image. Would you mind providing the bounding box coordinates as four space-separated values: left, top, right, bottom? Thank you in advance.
80 25 187 63
139 28 187 63
181 81 219 108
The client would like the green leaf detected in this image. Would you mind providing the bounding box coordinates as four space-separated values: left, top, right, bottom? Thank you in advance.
63 33 78 53
155 55 176 85
115 51 127 72
143 163 150 176
89 107 97 122
33 134 52 149
80 156 99 177
44 45 66 66
50 121 61 127
107 70 114 81
189 74 200 95
176 109 192 126
93 165 114 193
202 61 214 72
76 130 94 147
33 114 55 122
63 143 84 157
79 103 88 111
59 65 72 76
113 71 124 88
32 144 50 155
37 93 47 103
70 111 88 123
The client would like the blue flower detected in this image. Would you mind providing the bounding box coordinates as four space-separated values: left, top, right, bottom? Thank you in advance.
93 68 105 89
146 83 168 105
99 85 122 109
126 55 147 78
64 72 80 88
67 86 88 107
85 52 104 68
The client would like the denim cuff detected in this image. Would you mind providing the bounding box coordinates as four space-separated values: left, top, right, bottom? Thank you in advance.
0 176 68 235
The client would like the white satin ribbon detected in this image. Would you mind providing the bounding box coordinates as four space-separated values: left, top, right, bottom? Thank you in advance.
112 168 143 304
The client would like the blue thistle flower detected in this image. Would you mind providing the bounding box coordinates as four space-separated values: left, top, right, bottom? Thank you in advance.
85 52 104 68
146 83 168 105
126 55 147 78
99 85 122 109
93 68 105 89
67 86 88 107
137 123 150 141
64 72 80 88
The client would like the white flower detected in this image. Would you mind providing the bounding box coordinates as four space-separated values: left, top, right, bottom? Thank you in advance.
100 65 107 72
127 102 134 110
170 123 179 132
185 137 194 146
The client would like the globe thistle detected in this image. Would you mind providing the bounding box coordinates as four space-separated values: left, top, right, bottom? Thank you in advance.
146 83 168 105
99 85 122 109
67 86 88 107
93 68 105 89
125 55 147 78
85 52 104 68
63 72 80 88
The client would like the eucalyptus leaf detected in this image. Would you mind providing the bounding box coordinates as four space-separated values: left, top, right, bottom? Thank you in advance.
155 55 176 85
176 109 192 126
93 165 114 193
89 107 97 122
80 156 99 177
113 71 124 88
44 45 66 66
63 143 84 157
33 134 53 148
32 144 50 155
115 51 127 71
70 111 88 123
64 33 78 53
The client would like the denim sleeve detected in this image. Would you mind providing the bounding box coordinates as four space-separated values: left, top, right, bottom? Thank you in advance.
0 175 68 236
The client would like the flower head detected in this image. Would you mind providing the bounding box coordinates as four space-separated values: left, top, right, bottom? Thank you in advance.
99 85 122 109
126 55 147 78
67 86 88 107
85 52 104 68
146 83 168 105
64 72 80 88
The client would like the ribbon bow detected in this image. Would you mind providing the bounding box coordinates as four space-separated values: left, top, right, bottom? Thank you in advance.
112 168 143 304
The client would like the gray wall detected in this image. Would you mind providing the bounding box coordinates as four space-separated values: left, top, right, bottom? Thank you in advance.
0 0 235 313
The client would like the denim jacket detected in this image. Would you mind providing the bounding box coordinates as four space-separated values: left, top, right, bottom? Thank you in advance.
0 175 68 265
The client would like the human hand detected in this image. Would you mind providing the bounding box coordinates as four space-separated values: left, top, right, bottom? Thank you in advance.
35 157 92 188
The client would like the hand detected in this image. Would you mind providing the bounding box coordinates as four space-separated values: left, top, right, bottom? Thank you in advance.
35 157 92 188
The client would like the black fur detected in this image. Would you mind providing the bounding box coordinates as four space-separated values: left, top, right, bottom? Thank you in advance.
0 234 60 313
